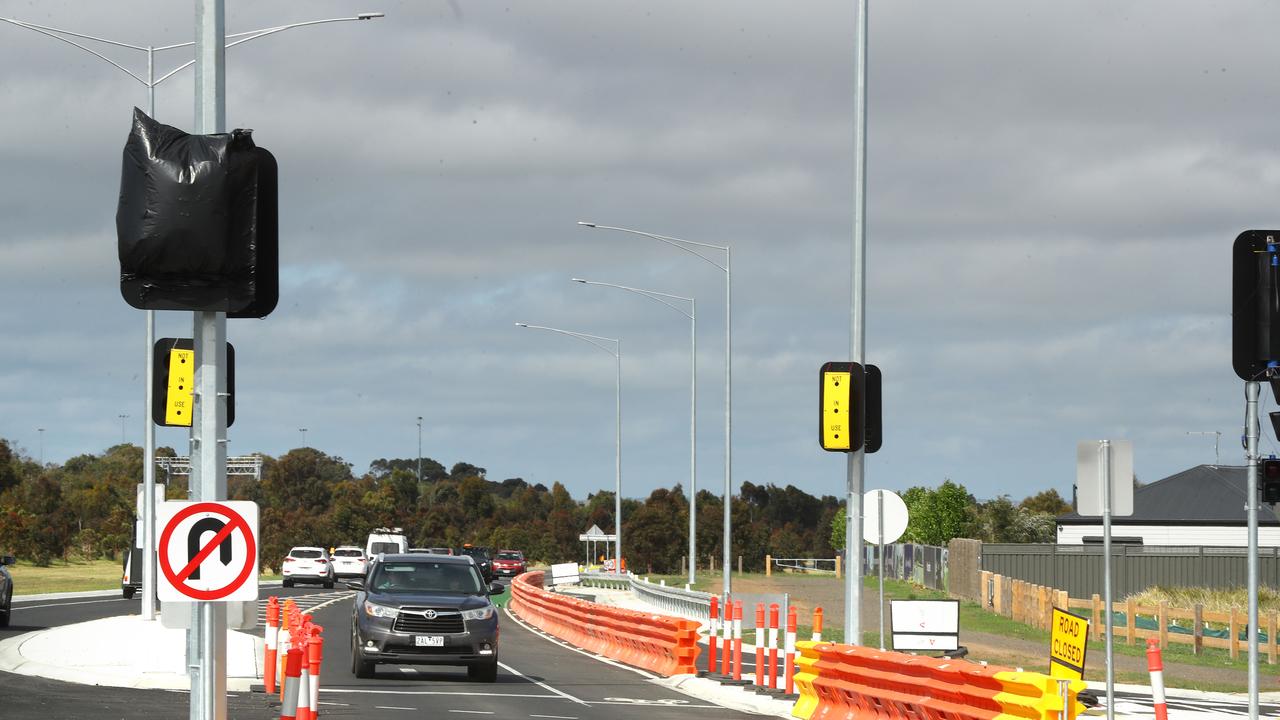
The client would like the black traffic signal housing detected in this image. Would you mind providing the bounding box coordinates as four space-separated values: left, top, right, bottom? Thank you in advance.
865 364 883 454
1262 458 1280 505
1232 230 1280 381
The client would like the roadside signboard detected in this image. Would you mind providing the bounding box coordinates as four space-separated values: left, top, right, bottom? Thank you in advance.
889 599 959 651
157 501 259 602
1076 439 1133 517
550 562 581 585
1049 606 1089 680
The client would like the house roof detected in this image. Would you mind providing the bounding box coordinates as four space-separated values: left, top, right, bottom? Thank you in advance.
1057 464 1280 526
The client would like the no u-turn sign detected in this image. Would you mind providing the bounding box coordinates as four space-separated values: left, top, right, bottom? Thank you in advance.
157 501 259 602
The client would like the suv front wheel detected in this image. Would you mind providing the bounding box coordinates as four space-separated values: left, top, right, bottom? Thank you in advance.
468 659 497 682
351 627 376 679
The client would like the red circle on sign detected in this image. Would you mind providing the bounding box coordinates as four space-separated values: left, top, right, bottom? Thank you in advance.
158 502 257 601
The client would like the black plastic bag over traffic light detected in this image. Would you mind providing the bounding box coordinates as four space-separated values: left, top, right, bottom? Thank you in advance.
1232 230 1280 381
116 108 277 317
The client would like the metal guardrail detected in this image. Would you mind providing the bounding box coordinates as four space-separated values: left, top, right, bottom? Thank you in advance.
579 572 713 621
773 557 838 574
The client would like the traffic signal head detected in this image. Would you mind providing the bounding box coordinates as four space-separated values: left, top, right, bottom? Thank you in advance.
1262 458 1280 505
819 362 865 453
1232 230 1280 381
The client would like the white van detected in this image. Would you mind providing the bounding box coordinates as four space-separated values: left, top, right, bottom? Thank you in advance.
365 527 408 558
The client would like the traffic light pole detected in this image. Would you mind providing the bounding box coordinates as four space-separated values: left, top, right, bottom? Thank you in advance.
190 4 228 720
1246 380 1260 720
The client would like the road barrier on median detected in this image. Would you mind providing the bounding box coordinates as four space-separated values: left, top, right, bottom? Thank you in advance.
265 596 280 693
791 640 1087 720
279 645 303 720
509 571 700 676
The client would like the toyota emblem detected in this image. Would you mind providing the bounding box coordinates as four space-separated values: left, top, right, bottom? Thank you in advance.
423 609 438 619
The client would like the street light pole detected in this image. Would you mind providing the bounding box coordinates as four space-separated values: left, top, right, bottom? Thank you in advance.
578 222 732 598
417 416 423 484
118 414 130 444
571 278 698 585
0 9 383 629
299 428 308 447
36 428 44 465
516 323 623 566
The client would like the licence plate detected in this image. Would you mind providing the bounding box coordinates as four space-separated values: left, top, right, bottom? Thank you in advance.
415 636 444 647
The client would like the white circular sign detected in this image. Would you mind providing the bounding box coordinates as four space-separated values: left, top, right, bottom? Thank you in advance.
863 489 908 544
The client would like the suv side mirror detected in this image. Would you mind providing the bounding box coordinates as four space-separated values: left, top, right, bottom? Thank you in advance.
345 580 365 591
0 556 14 566
488 582 505 596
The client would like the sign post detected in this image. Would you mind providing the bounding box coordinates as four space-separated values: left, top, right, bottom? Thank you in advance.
1076 439 1133 720
863 488 907 650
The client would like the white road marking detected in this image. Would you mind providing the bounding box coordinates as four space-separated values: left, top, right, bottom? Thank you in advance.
448 711 495 715
400 667 415 673
11 598 129 610
529 715 578 719
318 701 350 706
501 608 659 680
497 660 589 707
322 689 558 698
375 706 417 711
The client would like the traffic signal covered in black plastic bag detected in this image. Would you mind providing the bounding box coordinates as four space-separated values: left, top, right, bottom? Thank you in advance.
1232 230 1280 381
1262 459 1280 505
116 108 277 316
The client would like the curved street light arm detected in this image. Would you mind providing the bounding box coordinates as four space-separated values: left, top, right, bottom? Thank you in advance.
579 222 728 273
0 17 148 50
225 15 382 49
572 278 693 319
0 17 148 85
515 323 619 358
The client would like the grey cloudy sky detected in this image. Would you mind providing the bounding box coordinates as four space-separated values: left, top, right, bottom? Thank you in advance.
0 1 1274 505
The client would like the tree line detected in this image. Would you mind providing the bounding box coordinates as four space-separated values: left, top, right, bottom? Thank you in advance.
0 438 1070 572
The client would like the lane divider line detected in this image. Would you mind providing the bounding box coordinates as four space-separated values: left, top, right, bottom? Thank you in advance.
502 608 659 682
497 660 590 707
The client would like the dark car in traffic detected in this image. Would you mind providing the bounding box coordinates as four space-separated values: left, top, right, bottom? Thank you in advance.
1 554 15 627
348 554 504 681
456 545 494 582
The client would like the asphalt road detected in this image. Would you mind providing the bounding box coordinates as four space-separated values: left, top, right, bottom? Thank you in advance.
0 584 765 720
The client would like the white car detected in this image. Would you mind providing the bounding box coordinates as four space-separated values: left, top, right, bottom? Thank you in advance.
330 546 368 578
282 546 335 588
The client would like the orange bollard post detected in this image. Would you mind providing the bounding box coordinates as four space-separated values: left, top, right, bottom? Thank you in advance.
720 596 731 676
278 608 292 701
307 626 324 720
767 603 779 690
784 605 797 693
1146 639 1168 720
708 596 719 675
296 618 312 720
265 596 280 693
279 645 303 720
732 600 743 681
811 606 823 642
754 603 765 687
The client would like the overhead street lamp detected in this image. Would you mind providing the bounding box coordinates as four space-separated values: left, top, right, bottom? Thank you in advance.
516 322 623 566
579 222 733 598
0 11 383 625
571 278 698 585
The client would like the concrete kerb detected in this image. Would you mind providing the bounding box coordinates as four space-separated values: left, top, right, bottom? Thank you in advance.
13 580 284 604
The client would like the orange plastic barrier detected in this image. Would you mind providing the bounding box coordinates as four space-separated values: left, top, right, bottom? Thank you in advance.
509 571 700 676
265 596 280 693
791 640 1087 720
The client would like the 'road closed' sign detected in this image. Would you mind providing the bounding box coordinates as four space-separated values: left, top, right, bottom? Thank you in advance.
1049 606 1089 680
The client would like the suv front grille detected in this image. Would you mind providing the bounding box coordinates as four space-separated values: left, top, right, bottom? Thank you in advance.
393 608 465 634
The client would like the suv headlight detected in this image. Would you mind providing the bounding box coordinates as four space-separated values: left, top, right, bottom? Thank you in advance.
461 606 495 621
364 601 399 619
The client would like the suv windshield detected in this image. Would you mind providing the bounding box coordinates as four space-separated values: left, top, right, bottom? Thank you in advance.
334 549 363 558
496 552 522 560
368 561 483 594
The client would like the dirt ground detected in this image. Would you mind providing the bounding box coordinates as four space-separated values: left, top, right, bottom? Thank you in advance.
726 574 1278 693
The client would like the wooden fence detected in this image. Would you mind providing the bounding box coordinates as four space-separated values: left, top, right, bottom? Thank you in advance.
979 570 1280 664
